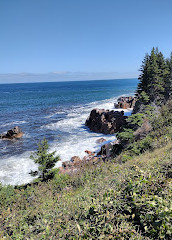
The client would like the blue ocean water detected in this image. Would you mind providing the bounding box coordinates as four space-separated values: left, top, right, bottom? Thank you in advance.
0 79 138 185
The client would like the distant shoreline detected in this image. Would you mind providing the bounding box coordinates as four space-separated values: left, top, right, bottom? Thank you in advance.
0 77 138 85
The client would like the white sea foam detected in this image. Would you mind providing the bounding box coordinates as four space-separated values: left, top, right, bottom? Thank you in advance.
47 96 132 165
0 152 38 185
24 133 31 138
51 133 116 168
1 121 27 128
42 96 132 132
44 111 66 119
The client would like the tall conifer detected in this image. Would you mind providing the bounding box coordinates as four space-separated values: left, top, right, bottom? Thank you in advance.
166 52 172 99
134 47 170 113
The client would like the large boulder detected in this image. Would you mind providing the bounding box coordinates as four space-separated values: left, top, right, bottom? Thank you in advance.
0 126 23 140
97 140 123 158
115 96 136 109
85 109 127 134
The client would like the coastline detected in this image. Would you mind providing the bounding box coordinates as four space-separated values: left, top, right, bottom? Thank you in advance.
0 102 133 186
0 80 137 186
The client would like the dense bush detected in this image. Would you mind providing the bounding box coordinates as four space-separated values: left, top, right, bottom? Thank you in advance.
117 128 135 143
127 113 144 129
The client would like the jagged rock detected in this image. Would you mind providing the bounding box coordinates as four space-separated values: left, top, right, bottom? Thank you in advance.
115 96 136 109
85 109 127 134
85 150 94 155
96 138 106 143
71 156 82 165
0 126 23 140
98 141 114 158
98 140 122 158
62 156 82 170
62 161 72 168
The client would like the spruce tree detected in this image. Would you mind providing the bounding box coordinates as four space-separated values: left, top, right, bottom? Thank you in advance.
30 139 60 181
166 52 172 99
137 53 150 95
134 47 169 113
148 48 163 103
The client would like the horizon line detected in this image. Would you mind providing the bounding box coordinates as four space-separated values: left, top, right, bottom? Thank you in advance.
0 77 138 85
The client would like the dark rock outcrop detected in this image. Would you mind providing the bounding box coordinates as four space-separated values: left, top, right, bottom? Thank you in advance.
85 109 127 134
115 96 136 109
97 139 122 158
0 126 23 140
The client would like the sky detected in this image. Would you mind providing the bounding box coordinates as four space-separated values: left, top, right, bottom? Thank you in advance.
0 0 172 83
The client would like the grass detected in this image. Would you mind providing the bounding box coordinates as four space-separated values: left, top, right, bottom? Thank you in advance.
0 143 172 239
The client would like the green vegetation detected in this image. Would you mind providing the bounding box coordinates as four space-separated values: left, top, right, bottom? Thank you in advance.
30 139 60 181
0 48 172 239
0 143 171 239
116 99 172 162
116 48 172 161
135 47 172 112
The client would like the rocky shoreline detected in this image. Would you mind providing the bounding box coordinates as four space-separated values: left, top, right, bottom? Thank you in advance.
59 96 135 174
0 96 135 177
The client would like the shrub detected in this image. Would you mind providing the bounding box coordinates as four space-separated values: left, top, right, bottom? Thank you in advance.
127 113 144 129
117 128 134 144
128 135 153 156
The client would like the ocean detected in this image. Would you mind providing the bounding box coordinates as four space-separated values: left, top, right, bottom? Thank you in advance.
0 79 138 185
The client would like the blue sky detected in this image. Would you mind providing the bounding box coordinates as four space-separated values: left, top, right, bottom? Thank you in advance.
0 0 172 82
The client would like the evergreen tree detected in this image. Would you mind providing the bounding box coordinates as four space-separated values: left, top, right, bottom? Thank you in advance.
148 48 165 103
137 53 150 95
30 139 60 181
135 47 169 113
166 52 172 99
156 51 169 101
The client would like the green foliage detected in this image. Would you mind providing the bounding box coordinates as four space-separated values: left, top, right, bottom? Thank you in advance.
121 172 172 239
117 99 172 159
117 128 134 143
30 139 60 181
0 184 15 207
128 135 153 156
120 154 133 163
139 91 150 103
1 47 172 238
165 52 172 99
149 100 172 139
127 113 144 129
135 47 172 113
0 143 172 239
144 105 155 117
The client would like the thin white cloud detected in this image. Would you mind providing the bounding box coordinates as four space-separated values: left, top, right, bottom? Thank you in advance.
0 72 138 84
